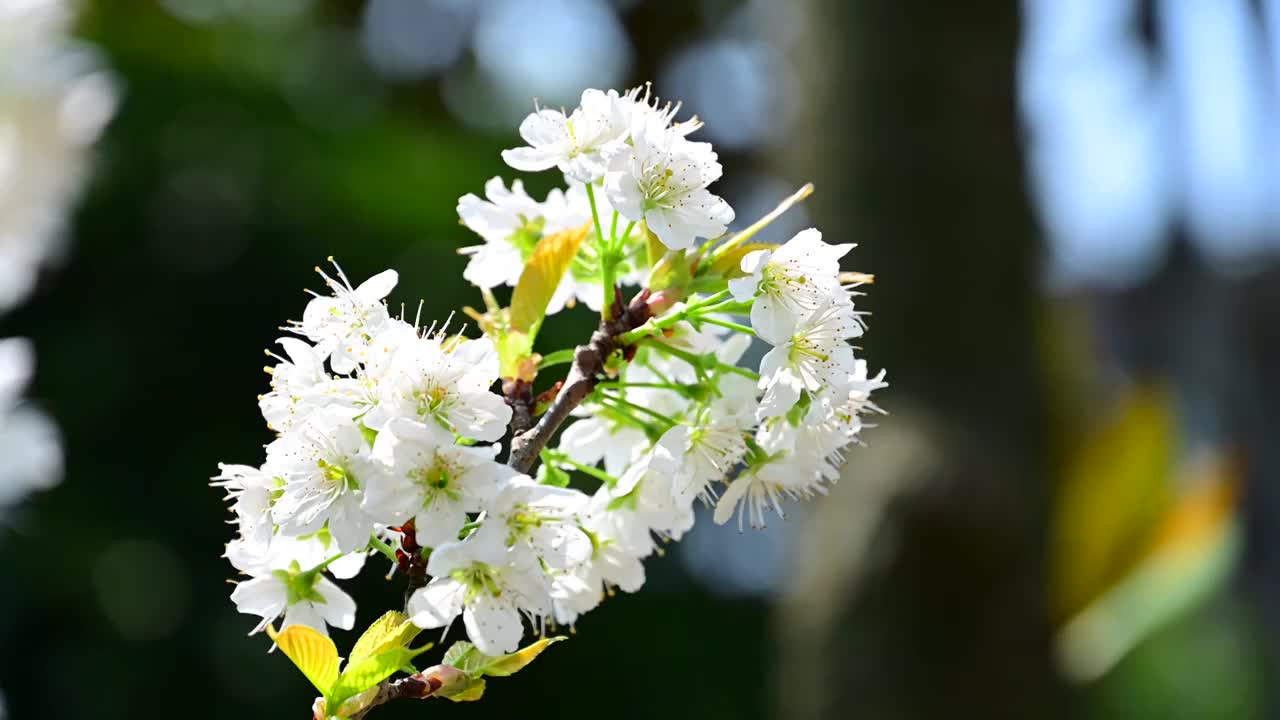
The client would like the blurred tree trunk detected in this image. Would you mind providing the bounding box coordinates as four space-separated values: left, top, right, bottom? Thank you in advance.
772 1 1063 717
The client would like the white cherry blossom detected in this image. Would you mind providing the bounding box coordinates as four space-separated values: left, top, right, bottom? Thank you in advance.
729 228 855 342
457 176 543 289
502 88 630 183
605 129 733 250
408 525 551 655
756 299 861 419
296 262 398 375
364 417 514 548
483 476 591 569
364 333 511 442
267 409 376 553
230 567 356 636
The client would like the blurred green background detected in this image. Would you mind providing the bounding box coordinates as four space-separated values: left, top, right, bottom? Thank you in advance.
3 1 1280 718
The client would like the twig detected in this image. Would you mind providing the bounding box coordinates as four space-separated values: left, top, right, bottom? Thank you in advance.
359 287 651 719
506 287 652 474
503 378 536 439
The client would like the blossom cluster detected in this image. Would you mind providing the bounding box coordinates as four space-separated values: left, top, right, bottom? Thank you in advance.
217 86 884 670
0 0 115 509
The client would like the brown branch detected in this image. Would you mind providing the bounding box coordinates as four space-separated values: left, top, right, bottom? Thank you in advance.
503 378 536 439
356 288 652 720
506 287 651 474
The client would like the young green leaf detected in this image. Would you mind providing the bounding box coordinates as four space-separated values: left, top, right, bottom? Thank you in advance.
441 640 482 674
481 636 565 676
266 624 340 699
441 636 566 678
509 223 590 335
648 247 690 294
496 330 536 382
329 643 433 709
441 677 486 702
346 611 420 668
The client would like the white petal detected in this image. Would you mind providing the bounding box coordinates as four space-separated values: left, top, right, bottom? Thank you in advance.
463 595 525 655
354 269 398 302
750 296 796 346
727 274 760 302
413 501 468 548
713 476 752 526
283 603 329 635
408 579 466 629
230 576 287 621
313 577 357 630
502 146 558 173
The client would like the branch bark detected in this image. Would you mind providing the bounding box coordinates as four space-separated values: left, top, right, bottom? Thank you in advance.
360 288 650 720
506 287 651 474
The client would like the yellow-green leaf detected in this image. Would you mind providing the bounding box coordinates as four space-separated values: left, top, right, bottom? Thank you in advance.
481 637 566 677
645 223 665 268
1056 463 1240 683
497 330 536 382
442 677 486 702
1049 384 1175 622
330 643 432 709
509 223 590 334
442 636 565 678
266 624 340 698
648 248 690 293
347 611 419 668
441 640 482 673
707 242 776 278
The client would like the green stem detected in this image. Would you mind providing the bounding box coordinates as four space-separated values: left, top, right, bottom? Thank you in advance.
598 381 691 392
647 340 761 381
699 315 756 336
538 348 576 369
616 220 636 252
599 392 677 428
546 452 618 486
585 183 615 319
718 362 761 381
616 289 733 345
367 534 398 564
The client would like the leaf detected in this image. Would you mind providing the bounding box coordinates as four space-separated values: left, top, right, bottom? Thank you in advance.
1049 384 1175 621
441 637 566 678
480 636 566 676
648 248 690 294
707 242 776 278
266 624 340 698
497 330 536 382
1056 460 1240 683
347 611 419 668
329 643 432 709
441 640 481 673
645 223 666 268
443 677 486 702
509 223 590 335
